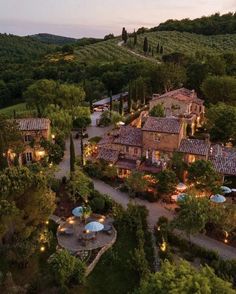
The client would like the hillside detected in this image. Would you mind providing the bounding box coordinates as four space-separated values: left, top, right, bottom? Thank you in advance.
48 38 141 63
56 31 236 64
31 33 77 45
126 31 236 59
151 12 236 35
31 33 103 47
0 33 53 63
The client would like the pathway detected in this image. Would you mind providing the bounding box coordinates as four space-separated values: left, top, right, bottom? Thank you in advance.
55 112 112 179
118 41 161 64
93 179 236 261
54 116 236 261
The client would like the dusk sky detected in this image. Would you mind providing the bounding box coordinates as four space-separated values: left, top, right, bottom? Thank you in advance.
0 0 235 38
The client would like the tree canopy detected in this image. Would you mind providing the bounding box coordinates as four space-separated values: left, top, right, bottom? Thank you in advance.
149 104 165 117
0 166 55 263
206 103 236 144
136 259 236 294
188 160 221 194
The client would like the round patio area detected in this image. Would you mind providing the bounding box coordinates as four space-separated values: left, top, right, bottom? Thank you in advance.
57 214 116 253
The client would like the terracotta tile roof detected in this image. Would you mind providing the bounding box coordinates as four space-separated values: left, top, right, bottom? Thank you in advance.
153 88 203 105
178 139 209 156
16 118 50 131
138 162 162 174
97 148 119 163
114 126 142 147
142 117 181 134
116 159 137 170
210 157 236 176
209 145 236 176
97 134 115 146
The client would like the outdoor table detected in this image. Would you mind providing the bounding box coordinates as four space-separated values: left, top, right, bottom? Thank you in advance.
82 232 96 241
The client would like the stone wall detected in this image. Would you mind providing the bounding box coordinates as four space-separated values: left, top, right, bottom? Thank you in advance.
85 227 117 277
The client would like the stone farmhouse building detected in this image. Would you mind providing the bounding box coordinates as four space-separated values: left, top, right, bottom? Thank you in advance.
96 111 236 180
15 118 51 164
150 88 205 135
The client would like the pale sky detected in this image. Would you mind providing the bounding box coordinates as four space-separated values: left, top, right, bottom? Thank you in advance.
0 0 235 38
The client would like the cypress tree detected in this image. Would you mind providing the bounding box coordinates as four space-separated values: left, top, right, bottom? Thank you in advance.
134 30 137 46
143 37 148 55
122 27 128 43
119 95 123 115
156 43 160 54
122 27 126 42
109 91 113 117
160 45 164 54
70 134 75 172
128 83 132 113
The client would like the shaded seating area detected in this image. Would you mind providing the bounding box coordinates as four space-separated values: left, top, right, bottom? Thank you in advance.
57 213 116 252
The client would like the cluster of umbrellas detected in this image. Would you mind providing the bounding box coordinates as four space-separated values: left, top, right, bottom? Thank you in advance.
72 206 104 232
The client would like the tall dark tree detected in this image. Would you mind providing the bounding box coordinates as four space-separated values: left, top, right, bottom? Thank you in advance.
109 91 113 117
143 37 148 55
122 27 128 43
73 108 91 166
134 30 137 46
160 45 164 54
119 95 123 115
128 83 132 113
156 43 160 54
70 134 75 173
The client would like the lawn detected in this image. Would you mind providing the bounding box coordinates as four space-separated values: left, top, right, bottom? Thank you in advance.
0 103 35 118
75 226 139 294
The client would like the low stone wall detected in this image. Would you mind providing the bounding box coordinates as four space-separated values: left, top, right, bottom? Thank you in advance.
85 227 117 277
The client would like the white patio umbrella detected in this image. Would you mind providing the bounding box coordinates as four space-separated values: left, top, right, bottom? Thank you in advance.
85 221 104 232
210 194 226 204
221 186 232 194
72 206 83 217
176 182 187 192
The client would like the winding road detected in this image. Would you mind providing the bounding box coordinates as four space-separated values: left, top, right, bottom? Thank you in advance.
55 113 236 261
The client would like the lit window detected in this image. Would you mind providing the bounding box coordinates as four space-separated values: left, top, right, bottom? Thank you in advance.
188 154 196 163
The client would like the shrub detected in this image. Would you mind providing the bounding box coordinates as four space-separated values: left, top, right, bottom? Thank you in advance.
90 197 105 212
48 249 86 287
88 136 102 144
84 161 103 178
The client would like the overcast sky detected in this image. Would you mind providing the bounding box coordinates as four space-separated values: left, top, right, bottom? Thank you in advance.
0 0 235 38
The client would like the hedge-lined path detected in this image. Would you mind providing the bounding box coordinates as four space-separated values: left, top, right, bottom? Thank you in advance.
93 179 236 261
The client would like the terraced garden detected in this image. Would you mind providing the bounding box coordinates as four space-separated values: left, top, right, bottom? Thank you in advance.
74 38 140 63
66 31 236 64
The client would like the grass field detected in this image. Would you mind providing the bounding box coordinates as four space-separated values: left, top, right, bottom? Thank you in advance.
127 31 236 58
0 103 35 118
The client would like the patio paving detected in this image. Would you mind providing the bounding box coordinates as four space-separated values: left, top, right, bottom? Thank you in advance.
57 215 115 253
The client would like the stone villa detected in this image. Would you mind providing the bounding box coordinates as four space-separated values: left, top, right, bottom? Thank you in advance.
150 88 205 135
16 118 51 164
96 88 236 179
